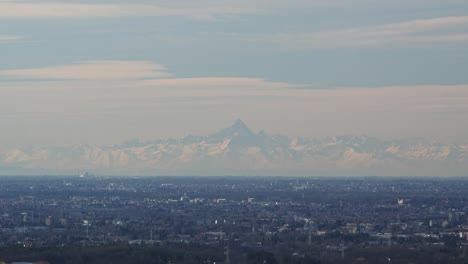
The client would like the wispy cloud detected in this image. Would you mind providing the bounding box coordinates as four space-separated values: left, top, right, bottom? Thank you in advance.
0 0 358 20
2 61 467 112
0 1 257 20
256 16 468 49
2 0 457 20
0 35 20 42
0 60 295 89
139 78 294 90
0 61 171 80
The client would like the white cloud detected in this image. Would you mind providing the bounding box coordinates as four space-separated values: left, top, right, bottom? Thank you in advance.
0 61 297 89
0 35 20 42
139 77 295 90
0 0 358 20
256 16 468 49
2 61 467 104
2 0 462 20
0 61 171 80
0 1 257 20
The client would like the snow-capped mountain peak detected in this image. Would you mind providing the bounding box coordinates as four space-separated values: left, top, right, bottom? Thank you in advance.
1 120 467 176
209 119 255 139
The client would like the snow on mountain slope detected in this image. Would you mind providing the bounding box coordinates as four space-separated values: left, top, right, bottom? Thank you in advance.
1 120 467 176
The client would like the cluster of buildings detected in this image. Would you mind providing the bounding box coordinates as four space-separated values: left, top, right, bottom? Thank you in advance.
1 176 468 262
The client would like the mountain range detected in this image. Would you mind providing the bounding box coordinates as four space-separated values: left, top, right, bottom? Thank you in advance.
1 119 467 176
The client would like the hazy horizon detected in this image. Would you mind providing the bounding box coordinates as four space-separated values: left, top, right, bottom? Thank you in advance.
1 119 467 177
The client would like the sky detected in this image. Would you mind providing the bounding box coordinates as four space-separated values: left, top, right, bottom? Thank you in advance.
1 0 468 149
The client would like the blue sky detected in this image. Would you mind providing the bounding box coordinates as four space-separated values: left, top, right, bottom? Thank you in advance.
1 0 468 148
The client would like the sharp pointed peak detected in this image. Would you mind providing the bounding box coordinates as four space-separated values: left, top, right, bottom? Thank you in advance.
209 118 255 139
232 118 248 128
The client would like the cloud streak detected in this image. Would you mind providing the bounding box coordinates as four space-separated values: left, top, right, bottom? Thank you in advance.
0 61 171 80
0 1 258 20
256 16 468 49
0 61 296 90
2 0 459 20
0 35 20 42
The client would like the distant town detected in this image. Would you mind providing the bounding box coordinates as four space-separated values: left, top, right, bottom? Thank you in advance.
1 176 468 263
